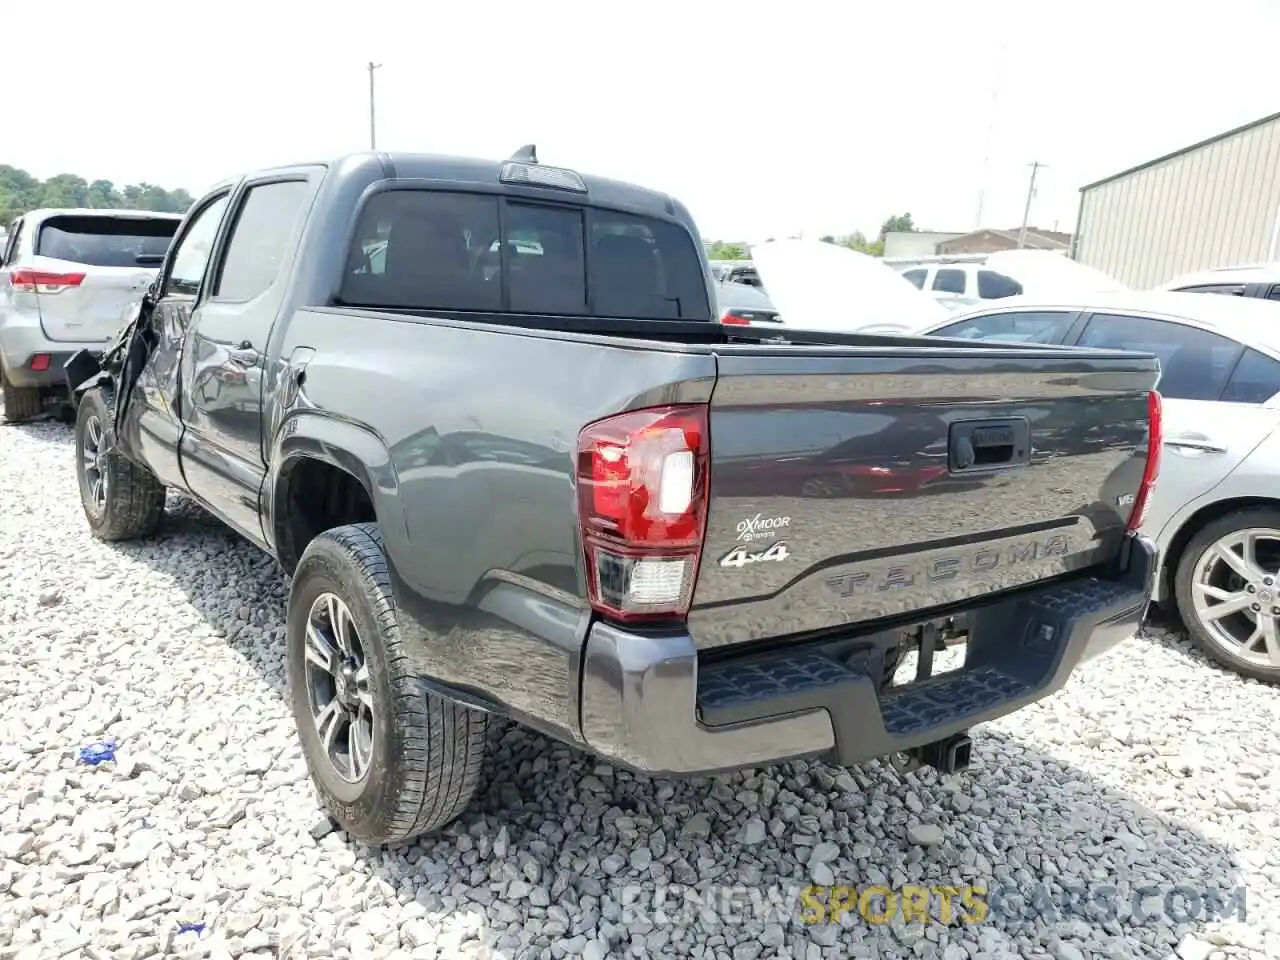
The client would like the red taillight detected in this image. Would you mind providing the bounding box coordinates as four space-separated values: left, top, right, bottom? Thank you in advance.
720 313 751 326
10 269 85 294
1126 390 1162 532
28 354 51 372
576 404 710 622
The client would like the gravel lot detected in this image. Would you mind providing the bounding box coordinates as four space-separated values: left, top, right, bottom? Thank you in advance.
3 415 1280 960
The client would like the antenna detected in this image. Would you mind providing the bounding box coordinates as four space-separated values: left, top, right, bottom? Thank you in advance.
509 144 538 164
973 40 1006 231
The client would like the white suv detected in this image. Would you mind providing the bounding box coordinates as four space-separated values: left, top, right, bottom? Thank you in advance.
0 208 182 422
898 261 1024 300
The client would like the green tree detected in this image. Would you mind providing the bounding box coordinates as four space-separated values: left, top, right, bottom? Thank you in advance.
708 241 748 260
878 213 916 240
0 166 195 225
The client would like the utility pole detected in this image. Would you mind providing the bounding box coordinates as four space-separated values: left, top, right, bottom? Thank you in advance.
367 62 383 150
1017 161 1046 249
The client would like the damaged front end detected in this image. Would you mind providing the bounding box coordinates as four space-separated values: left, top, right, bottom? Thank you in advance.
63 293 156 444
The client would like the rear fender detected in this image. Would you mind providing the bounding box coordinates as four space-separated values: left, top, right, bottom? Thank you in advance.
265 411 407 569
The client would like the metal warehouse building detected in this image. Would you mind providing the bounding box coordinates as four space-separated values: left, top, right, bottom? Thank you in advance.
1073 111 1280 289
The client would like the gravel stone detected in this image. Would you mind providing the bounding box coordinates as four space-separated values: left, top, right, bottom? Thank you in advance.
1 417 1276 960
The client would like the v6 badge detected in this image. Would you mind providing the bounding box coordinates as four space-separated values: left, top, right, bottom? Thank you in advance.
720 541 791 569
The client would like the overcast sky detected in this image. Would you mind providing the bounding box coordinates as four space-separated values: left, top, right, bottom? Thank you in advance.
9 0 1280 243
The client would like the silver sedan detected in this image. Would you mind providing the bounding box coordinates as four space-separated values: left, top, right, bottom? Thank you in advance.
916 290 1280 683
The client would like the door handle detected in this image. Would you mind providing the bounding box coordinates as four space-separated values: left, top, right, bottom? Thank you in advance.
1165 436 1227 455
227 341 259 367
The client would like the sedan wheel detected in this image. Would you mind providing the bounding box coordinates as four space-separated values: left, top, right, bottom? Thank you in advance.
1175 509 1280 683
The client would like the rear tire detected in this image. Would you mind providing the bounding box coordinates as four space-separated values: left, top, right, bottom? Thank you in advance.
0 366 43 423
287 523 488 845
1173 507 1280 684
74 388 166 540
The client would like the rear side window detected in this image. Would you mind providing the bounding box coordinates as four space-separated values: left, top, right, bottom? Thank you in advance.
976 269 1023 299
932 268 966 294
36 215 179 268
1222 348 1280 404
1267 284 1280 301
213 181 311 301
902 269 926 289
1173 282 1246 296
930 310 1076 344
1076 313 1241 401
341 189 710 321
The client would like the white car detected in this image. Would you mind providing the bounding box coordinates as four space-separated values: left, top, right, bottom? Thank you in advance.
1159 261 1280 301
0 208 183 422
918 291 1280 682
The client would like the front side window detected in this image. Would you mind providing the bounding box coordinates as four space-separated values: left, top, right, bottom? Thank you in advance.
932 268 966 294
902 268 926 289
339 189 710 321
930 310 1076 344
213 181 311 301
164 195 231 297
1076 313 1241 401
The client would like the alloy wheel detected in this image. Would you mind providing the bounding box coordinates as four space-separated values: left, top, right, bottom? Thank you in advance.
304 593 375 783
1191 527 1280 668
81 415 108 517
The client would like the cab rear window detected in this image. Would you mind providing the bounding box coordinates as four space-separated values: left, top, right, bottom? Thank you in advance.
340 189 711 321
36 215 178 268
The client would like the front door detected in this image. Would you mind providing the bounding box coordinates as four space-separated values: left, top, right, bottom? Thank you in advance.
121 192 232 489
177 173 316 545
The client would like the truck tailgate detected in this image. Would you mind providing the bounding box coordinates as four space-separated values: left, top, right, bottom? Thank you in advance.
686 346 1159 650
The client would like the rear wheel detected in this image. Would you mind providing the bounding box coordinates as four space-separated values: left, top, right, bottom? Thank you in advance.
0 366 43 423
287 523 488 845
1174 507 1280 684
74 388 166 540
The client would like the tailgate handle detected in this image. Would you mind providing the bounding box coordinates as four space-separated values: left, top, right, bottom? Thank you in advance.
949 418 1031 472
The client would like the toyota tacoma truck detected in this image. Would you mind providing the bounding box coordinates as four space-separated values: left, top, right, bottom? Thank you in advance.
64 147 1161 846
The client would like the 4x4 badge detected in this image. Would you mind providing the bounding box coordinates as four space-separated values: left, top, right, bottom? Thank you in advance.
720 541 791 569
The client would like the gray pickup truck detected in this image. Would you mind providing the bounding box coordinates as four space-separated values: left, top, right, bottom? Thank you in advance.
65 147 1161 846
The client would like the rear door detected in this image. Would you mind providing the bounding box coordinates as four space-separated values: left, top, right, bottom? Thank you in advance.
30 213 181 342
178 172 318 544
1068 312 1280 538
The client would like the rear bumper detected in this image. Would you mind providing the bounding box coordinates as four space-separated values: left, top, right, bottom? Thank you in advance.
0 314 95 389
580 534 1155 775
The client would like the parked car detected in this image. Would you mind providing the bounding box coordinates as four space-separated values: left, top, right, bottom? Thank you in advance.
749 238 949 333
918 291 1280 682
899 260 1025 300
715 279 782 325
65 149 1157 845
1159 262 1280 300
0 209 183 422
895 251 1126 303
709 259 762 287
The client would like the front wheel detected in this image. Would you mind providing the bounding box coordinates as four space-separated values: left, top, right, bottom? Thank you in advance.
1174 507 1280 684
287 523 488 845
74 388 166 540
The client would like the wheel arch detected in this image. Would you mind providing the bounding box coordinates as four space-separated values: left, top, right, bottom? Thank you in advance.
1157 495 1280 603
266 412 407 575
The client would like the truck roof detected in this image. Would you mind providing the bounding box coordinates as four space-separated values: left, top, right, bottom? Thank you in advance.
226 150 692 223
